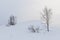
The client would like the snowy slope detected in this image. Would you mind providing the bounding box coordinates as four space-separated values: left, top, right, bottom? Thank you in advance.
0 20 60 40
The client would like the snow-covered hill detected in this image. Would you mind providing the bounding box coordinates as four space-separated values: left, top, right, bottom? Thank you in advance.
0 20 60 40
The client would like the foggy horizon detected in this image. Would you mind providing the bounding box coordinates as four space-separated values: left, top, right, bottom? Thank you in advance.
0 0 60 26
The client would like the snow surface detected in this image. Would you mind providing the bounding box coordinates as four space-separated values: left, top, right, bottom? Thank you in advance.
0 20 60 40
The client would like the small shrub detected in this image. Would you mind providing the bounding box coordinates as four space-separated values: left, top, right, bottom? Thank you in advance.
8 15 16 26
28 25 40 33
28 25 36 33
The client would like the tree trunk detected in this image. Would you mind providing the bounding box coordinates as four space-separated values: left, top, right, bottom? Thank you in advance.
47 22 49 32
46 12 49 32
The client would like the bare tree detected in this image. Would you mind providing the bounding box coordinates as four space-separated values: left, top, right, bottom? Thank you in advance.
41 7 52 32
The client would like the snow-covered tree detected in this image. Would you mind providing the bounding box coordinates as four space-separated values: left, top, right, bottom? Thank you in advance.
41 7 52 32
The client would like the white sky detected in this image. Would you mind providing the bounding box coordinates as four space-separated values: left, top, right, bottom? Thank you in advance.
0 0 60 26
